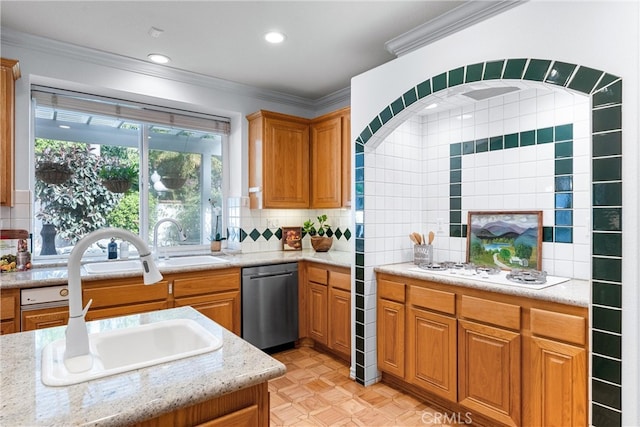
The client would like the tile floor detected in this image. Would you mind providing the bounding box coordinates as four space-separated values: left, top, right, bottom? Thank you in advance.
268 346 454 426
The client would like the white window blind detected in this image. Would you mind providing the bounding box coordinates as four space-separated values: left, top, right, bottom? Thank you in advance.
32 87 231 135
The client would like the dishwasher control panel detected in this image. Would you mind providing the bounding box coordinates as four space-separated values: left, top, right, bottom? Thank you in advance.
21 285 69 306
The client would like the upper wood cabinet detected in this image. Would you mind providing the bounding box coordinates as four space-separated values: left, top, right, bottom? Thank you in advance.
247 110 310 209
310 107 351 208
1 58 20 207
247 107 351 209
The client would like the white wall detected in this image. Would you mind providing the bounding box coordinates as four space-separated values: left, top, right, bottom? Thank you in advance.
352 1 639 423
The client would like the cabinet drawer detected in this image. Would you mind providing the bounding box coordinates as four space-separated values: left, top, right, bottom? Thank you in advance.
409 286 455 315
308 266 328 285
84 281 170 308
461 295 520 330
329 270 350 291
0 295 15 320
531 308 586 346
173 271 240 298
378 279 405 303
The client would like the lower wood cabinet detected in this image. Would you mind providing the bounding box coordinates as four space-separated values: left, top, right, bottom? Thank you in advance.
458 319 521 427
376 271 588 427
0 288 19 334
22 306 69 331
303 262 351 360
171 269 240 336
20 268 242 335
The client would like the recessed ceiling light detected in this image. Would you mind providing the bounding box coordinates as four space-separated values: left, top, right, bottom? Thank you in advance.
425 103 438 110
148 53 170 64
59 125 70 129
264 31 286 44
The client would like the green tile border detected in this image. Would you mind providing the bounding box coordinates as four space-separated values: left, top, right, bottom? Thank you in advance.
355 59 623 424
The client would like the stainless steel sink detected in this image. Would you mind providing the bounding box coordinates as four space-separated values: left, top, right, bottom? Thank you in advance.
41 318 223 386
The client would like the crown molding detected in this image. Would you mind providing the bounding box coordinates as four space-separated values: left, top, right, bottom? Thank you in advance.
1 28 351 111
385 0 526 57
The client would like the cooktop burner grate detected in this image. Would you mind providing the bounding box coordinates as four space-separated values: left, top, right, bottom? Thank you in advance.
506 269 548 284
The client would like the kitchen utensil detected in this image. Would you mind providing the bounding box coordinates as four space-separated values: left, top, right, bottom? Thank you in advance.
410 233 419 245
412 232 422 245
428 231 435 245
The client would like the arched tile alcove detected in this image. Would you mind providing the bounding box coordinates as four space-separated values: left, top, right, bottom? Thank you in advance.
353 58 623 424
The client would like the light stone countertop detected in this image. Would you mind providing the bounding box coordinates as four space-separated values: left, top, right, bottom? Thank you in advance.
375 262 590 307
0 306 286 426
0 249 353 290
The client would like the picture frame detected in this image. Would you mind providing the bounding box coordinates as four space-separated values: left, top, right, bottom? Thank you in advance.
466 211 542 270
282 226 302 251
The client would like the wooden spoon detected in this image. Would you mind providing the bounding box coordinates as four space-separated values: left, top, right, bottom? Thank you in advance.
428 231 435 245
409 233 419 245
412 232 422 245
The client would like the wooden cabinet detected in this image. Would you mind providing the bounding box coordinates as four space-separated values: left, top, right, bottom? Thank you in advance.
310 107 351 208
171 269 241 335
376 271 588 427
303 262 351 360
22 306 69 331
0 288 19 334
328 270 351 356
458 295 521 426
136 381 269 427
377 277 406 377
247 107 350 209
1 58 20 207
308 281 328 345
407 286 457 402
527 308 587 426
83 277 171 321
247 110 310 209
21 268 242 335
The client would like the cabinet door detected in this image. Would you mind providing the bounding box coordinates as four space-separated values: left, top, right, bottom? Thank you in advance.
310 116 342 208
308 282 328 345
0 58 19 207
328 287 350 357
377 298 405 377
175 291 240 335
458 319 521 427
22 306 69 331
0 290 18 334
529 336 587 426
340 111 351 207
263 116 309 208
408 307 457 401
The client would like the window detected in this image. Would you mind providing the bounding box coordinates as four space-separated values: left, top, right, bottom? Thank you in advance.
32 88 229 259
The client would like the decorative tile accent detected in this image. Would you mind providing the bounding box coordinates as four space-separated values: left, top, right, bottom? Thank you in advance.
355 59 623 423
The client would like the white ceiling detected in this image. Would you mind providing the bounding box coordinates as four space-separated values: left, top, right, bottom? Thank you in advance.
0 1 472 100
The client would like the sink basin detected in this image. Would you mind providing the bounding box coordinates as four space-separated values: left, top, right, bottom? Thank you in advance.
41 318 223 386
158 255 229 267
84 260 142 274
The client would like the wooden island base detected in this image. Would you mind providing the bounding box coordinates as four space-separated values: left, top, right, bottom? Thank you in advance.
136 382 269 427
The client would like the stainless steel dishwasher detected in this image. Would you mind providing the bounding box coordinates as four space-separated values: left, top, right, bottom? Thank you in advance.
242 263 298 350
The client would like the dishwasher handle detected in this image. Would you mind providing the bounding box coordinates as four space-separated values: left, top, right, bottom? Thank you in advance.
247 271 294 280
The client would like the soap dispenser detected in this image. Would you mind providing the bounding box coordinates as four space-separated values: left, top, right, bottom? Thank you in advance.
108 238 118 259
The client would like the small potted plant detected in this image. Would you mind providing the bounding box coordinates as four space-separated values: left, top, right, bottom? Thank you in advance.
99 163 138 193
303 214 332 252
209 205 226 251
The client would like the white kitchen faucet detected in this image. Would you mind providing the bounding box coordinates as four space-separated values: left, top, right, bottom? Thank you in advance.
64 227 163 373
152 218 187 260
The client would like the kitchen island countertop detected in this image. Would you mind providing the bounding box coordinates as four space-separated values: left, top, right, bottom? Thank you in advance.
0 306 286 426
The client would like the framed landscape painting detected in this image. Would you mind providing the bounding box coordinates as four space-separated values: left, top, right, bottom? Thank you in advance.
466 211 542 270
